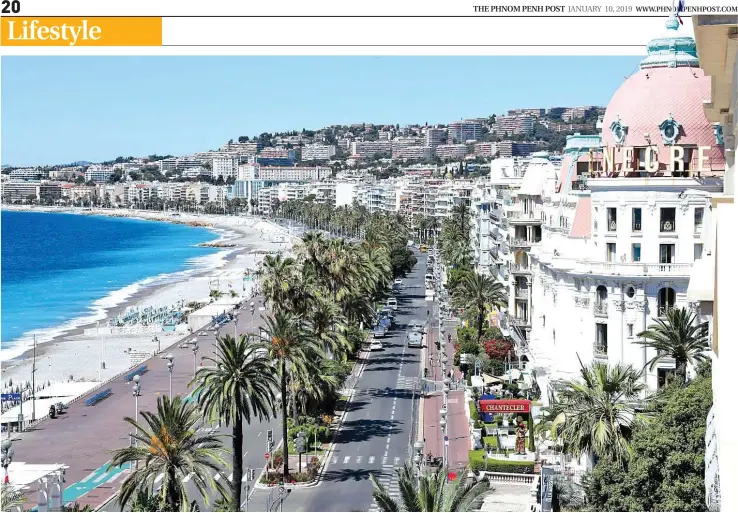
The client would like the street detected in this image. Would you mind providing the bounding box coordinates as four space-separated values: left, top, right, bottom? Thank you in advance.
247 251 428 512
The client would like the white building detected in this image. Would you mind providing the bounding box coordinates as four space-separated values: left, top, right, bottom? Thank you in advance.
212 156 238 180
302 144 336 161
9 168 44 180
448 120 482 143
350 141 393 158
435 144 468 160
84 165 113 183
425 128 446 148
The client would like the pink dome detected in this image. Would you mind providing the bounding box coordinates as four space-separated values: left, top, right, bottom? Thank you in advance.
601 66 724 173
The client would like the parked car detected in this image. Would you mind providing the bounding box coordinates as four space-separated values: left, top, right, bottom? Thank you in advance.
394 278 403 286
379 317 392 330
370 340 383 351
198 331 207 336
387 297 398 310
409 320 425 333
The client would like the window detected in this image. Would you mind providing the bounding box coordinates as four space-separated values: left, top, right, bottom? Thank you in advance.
606 243 616 262
658 369 676 389
658 287 676 317
660 244 675 266
632 243 641 262
694 243 703 261
542 315 546 327
627 324 634 338
595 285 608 316
632 208 642 232
607 208 617 231
595 324 608 357
660 207 676 232
625 286 636 298
694 207 704 232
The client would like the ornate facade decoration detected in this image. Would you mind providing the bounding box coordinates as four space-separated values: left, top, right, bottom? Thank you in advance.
613 300 626 312
659 114 682 145
610 117 628 145
688 301 701 316
635 300 647 312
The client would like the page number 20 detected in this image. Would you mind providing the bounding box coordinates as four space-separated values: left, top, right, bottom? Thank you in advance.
1 0 21 13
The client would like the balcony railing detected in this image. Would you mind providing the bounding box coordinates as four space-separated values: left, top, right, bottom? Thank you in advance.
658 305 676 318
607 219 617 232
508 211 543 222
593 343 608 359
593 302 608 317
510 316 530 327
660 219 676 232
579 261 691 277
510 238 540 248
515 288 529 300
510 264 532 274
632 221 642 232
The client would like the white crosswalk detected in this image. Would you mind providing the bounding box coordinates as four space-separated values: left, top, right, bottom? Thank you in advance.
368 465 401 512
332 454 406 466
395 376 418 390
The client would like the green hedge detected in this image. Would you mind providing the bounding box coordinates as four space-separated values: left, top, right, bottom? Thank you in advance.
468 401 480 421
468 450 535 474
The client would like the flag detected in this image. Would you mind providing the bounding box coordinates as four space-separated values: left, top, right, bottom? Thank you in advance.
676 0 685 25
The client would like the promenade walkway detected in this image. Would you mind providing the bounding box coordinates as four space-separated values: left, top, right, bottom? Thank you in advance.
422 315 469 471
8 300 262 510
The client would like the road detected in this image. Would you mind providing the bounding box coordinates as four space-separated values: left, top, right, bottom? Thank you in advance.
247 251 428 512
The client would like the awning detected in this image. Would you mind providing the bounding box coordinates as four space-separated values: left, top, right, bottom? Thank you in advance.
687 252 715 302
482 373 503 385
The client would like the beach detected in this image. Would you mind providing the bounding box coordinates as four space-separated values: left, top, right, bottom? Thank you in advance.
1 207 294 390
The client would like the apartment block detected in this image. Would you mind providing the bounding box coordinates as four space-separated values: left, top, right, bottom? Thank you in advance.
448 120 482 143
301 144 337 161
435 144 469 160
350 141 393 158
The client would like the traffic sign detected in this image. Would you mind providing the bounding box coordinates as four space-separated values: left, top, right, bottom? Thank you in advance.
444 435 448 442
264 452 270 460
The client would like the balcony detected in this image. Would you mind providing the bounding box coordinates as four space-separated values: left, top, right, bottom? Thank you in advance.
510 238 540 249
515 288 529 300
658 305 676 318
510 264 532 275
490 208 501 220
660 220 676 233
593 302 608 317
593 343 608 360
508 211 543 225
578 261 691 277
510 316 531 327
607 219 617 232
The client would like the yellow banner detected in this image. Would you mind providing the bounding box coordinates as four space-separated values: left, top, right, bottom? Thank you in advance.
0 17 162 46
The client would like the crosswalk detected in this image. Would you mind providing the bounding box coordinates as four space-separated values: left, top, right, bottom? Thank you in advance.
368 464 401 512
395 375 418 390
330 455 402 466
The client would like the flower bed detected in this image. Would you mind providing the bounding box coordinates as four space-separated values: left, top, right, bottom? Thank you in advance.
467 450 535 474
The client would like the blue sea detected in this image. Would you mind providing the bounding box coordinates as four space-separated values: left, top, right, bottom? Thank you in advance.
1 211 221 359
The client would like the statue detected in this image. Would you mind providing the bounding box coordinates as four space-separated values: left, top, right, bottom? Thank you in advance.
515 419 527 455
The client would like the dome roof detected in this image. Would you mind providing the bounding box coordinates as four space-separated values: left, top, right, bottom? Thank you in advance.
600 15 725 171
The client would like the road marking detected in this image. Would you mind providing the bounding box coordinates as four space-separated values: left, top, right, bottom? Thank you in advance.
183 473 193 483
394 457 401 466
243 451 248 458
386 437 391 444
258 432 262 437
154 473 164 484
356 456 363 464
343 456 351 464
332 456 338 465
214 473 222 481
382 456 388 465
106 472 125 484
228 473 234 482
368 456 375 464
93 471 111 484
242 473 249 482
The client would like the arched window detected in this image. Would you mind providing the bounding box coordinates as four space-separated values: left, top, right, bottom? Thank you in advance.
595 285 608 316
658 287 676 317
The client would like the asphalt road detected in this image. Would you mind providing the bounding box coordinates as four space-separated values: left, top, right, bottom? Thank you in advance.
247 251 428 512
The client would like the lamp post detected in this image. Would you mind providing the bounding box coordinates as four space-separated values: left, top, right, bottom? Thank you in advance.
442 353 448 377
250 301 255 330
439 407 448 469
443 377 451 406
191 339 199 377
154 335 160 354
132 375 141 470
413 440 424 488
162 354 174 398
1 437 14 483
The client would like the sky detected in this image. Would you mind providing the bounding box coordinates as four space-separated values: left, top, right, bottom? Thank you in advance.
1 56 642 166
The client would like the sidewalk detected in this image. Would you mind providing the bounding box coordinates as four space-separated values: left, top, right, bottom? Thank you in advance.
422 315 469 470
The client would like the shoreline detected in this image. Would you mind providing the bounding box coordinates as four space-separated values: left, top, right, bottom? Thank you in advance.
1 206 292 387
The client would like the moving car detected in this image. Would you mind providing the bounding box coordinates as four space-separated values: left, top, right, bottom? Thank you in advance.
387 297 398 310
379 317 392 330
409 320 425 333
373 324 388 338
370 340 383 351
407 330 423 348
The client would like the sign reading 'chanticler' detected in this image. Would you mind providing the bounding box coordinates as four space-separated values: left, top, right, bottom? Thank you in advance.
478 399 531 414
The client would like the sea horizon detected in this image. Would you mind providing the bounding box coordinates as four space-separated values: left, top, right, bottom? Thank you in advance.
1 210 223 360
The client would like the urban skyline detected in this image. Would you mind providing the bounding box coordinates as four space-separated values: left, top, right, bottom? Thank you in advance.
1 56 640 166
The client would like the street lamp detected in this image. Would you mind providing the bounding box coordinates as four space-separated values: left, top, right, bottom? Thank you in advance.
162 354 174 398
1 437 14 483
413 440 424 488
153 335 160 354
132 375 141 470
439 407 448 470
191 339 199 377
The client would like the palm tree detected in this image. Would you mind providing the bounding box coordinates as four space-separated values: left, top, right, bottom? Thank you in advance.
369 462 490 512
191 334 278 511
537 359 647 464
1 483 26 512
453 272 507 344
635 307 709 383
110 395 228 511
257 254 299 310
262 311 322 481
